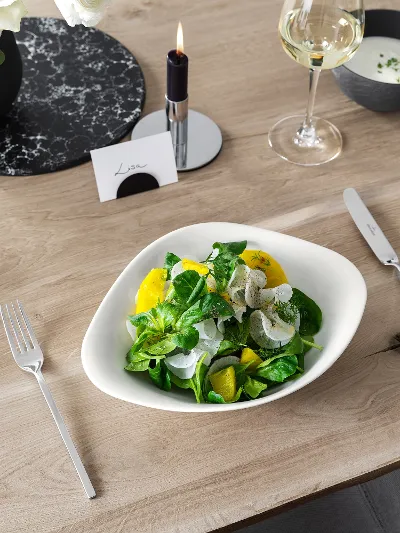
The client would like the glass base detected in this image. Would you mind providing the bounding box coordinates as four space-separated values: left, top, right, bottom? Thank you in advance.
268 115 342 166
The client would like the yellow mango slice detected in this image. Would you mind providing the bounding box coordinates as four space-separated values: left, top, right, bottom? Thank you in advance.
182 258 209 276
135 268 167 314
240 347 263 371
209 366 236 402
240 249 288 288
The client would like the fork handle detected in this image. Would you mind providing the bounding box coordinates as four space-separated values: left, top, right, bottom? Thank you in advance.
34 370 96 499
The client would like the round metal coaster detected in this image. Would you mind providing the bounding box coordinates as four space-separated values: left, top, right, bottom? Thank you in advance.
131 109 222 171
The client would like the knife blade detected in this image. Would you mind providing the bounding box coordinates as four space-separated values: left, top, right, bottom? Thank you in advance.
343 188 398 265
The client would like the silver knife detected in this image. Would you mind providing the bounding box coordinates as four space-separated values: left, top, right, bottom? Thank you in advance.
343 188 400 273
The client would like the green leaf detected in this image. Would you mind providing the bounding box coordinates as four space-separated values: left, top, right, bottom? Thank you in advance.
170 373 192 389
275 301 299 325
164 252 181 280
213 241 247 255
128 329 158 356
128 311 153 329
171 326 199 350
170 354 208 403
244 376 268 399
0 50 5 66
301 335 314 354
187 276 207 306
217 318 250 355
297 353 305 372
207 387 243 403
301 337 323 351
153 302 182 330
177 293 234 329
173 270 206 305
148 360 171 391
129 302 182 333
256 355 298 382
125 358 150 372
126 346 152 364
217 339 240 356
207 390 226 403
257 333 304 367
291 288 322 336
163 365 172 391
145 337 176 355
211 241 247 293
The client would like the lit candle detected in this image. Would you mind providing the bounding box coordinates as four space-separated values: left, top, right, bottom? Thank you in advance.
167 21 189 102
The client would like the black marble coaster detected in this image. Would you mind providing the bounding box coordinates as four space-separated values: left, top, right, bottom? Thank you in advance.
0 17 145 176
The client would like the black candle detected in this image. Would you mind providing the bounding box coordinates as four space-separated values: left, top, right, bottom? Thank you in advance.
166 22 189 102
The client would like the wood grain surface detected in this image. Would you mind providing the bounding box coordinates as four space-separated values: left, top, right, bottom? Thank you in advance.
1 0 400 532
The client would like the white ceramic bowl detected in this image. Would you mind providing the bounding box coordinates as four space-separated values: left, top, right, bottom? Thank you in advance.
81 222 367 412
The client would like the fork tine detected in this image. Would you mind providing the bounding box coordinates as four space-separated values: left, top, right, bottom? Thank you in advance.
17 301 40 348
12 302 32 351
0 304 20 355
6 304 24 352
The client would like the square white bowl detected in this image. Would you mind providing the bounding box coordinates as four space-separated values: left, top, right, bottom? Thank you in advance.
81 222 367 412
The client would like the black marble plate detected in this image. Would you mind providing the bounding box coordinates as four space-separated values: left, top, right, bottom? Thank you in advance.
0 17 145 176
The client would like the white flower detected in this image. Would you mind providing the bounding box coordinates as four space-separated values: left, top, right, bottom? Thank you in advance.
54 0 111 27
0 0 27 32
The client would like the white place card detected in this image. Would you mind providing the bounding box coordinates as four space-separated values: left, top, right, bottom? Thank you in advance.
90 132 178 202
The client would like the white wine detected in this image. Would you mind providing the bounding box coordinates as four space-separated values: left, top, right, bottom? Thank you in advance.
280 5 364 70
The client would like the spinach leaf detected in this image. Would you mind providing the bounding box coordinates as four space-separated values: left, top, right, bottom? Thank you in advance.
148 360 171 391
128 302 181 333
207 391 226 403
256 355 298 382
152 303 182 331
206 387 243 404
128 329 158 356
220 317 250 353
257 333 304 366
164 252 181 280
233 362 253 388
177 293 234 329
213 241 247 255
125 357 150 372
291 288 322 336
172 270 206 305
128 311 153 329
244 376 268 399
170 354 208 403
211 241 247 293
217 339 240 356
171 326 199 350
170 373 192 389
297 353 305 372
145 337 176 355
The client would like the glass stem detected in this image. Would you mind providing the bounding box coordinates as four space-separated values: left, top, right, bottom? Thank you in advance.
304 67 320 129
294 67 321 147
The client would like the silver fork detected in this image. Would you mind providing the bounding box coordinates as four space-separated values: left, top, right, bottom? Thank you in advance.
0 301 96 499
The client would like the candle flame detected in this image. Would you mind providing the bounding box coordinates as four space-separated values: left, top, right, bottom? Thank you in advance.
177 21 184 54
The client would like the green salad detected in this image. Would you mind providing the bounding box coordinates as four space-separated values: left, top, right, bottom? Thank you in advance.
125 240 323 404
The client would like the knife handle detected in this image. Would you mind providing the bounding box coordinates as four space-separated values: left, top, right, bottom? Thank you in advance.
386 260 400 274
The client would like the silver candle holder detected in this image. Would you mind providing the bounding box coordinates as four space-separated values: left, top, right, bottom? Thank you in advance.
131 96 223 172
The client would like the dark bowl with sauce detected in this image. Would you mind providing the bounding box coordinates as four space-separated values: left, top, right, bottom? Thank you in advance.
332 9 400 112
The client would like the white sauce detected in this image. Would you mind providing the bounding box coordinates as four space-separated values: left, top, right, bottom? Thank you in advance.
346 36 400 83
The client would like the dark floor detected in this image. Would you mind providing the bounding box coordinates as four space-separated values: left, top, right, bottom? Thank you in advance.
237 469 400 533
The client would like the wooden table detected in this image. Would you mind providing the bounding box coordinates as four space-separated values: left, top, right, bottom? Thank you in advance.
2 0 400 531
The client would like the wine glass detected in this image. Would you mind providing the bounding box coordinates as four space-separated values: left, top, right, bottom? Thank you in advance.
268 0 364 166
